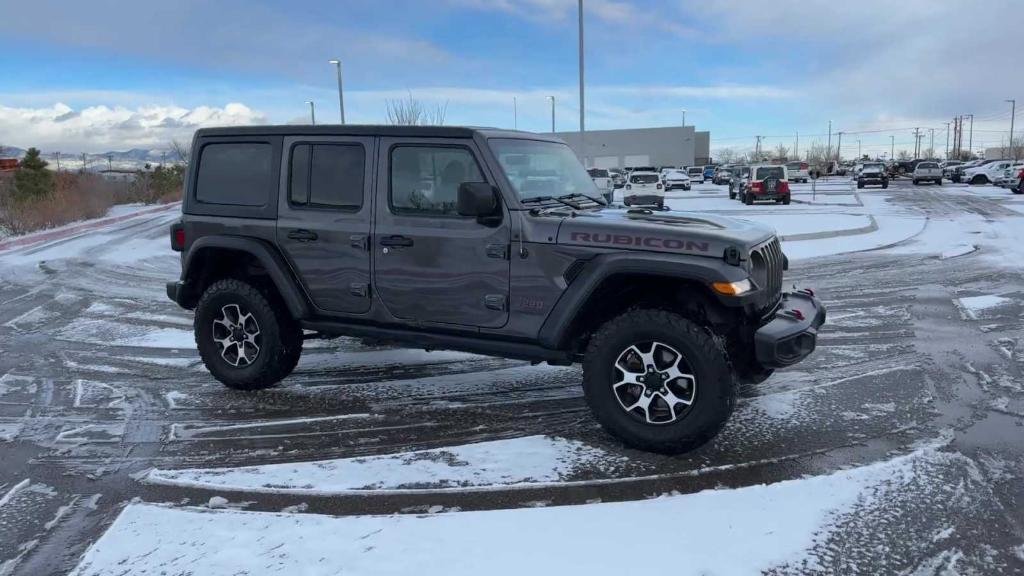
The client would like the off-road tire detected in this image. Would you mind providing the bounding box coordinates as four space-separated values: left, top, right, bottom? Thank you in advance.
936 178 942 186
782 195 791 205
729 191 736 199
913 179 920 185
857 180 864 189
882 181 889 189
744 193 753 205
195 278 303 391
582 309 736 454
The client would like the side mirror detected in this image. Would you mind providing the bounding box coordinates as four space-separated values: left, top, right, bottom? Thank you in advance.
457 182 499 218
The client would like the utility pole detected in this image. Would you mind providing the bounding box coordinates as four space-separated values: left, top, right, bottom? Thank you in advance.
681 109 686 127
836 131 843 162
929 128 934 158
754 136 763 158
305 101 316 125
1007 99 1017 160
107 154 113 171
55 151 61 172
967 114 974 158
513 97 517 129
912 128 919 157
328 60 345 124
857 140 861 159
795 130 799 158
578 0 585 165
891 135 895 160
945 122 950 159
161 151 167 168
81 153 88 173
547 96 556 132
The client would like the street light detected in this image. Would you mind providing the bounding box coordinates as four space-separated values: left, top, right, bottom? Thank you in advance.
305 101 316 125
546 95 556 132
328 59 345 124
1007 99 1017 160
681 109 687 127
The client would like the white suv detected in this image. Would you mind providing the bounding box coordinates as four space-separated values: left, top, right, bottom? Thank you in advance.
785 161 810 183
686 166 705 183
623 171 665 208
963 160 1015 185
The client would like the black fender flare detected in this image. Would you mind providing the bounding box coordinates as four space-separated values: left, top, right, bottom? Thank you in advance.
181 236 310 319
537 251 749 349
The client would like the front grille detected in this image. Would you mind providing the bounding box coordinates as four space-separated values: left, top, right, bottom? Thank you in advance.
750 237 784 313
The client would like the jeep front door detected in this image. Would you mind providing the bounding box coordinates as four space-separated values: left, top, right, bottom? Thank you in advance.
373 139 510 328
276 136 373 314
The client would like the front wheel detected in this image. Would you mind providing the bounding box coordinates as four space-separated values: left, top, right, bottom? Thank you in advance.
782 195 791 205
582 309 735 454
195 278 303 390
744 193 754 205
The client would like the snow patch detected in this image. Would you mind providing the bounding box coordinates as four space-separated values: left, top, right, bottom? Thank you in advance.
955 295 1014 320
75 444 948 576
940 243 977 259
146 435 627 494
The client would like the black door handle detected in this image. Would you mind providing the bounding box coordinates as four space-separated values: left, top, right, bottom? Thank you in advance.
379 235 414 248
288 229 318 242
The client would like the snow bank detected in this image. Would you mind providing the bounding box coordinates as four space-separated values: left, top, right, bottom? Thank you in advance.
146 435 626 494
75 443 948 576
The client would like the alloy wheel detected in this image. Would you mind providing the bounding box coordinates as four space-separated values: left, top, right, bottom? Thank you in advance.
612 341 696 424
211 304 261 367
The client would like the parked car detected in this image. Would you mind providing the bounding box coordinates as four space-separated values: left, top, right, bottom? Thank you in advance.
587 168 614 203
167 124 825 454
962 159 1015 185
609 168 626 189
687 166 705 183
623 170 664 207
785 161 810 183
662 169 691 191
950 159 996 183
994 162 1024 188
856 162 889 189
912 162 943 185
711 168 733 185
941 160 963 179
1015 168 1024 195
703 165 716 180
728 166 751 199
737 165 791 205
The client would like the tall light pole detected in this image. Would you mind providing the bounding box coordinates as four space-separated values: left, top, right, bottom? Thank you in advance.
891 135 894 160
945 122 950 159
827 120 832 164
578 0 585 165
681 109 686 127
967 113 974 157
305 101 316 125
546 95 556 132
794 130 799 158
328 59 345 124
513 97 518 129
929 128 934 158
857 140 861 159
1007 99 1017 160
836 131 843 162
55 151 61 172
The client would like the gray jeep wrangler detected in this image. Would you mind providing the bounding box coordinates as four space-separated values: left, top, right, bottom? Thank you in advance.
167 125 825 454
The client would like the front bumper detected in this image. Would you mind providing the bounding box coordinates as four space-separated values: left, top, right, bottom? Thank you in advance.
754 289 826 369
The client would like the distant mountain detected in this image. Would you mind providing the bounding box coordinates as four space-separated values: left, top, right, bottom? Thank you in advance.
0 146 25 159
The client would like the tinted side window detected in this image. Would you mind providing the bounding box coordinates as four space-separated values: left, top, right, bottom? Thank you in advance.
195 143 272 206
390 146 484 216
289 144 365 209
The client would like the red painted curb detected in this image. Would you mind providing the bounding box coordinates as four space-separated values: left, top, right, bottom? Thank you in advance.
0 202 181 252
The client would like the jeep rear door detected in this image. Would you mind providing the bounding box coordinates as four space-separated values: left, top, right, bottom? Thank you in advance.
276 136 374 314
373 138 511 328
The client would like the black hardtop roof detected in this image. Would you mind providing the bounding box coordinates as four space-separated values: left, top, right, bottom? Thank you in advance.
194 124 565 142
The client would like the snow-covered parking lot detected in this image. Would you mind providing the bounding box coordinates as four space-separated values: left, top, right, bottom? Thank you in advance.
2 180 1024 575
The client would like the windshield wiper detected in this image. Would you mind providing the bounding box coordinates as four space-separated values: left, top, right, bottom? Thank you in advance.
520 195 579 209
558 192 608 207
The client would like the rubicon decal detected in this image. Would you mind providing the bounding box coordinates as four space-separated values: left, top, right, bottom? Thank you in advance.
570 232 709 252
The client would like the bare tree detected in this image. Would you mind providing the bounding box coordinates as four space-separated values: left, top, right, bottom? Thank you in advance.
897 149 912 160
385 92 449 126
715 147 738 164
170 139 191 165
773 144 789 161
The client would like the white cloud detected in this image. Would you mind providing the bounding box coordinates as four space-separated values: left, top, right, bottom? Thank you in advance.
450 0 696 36
0 102 266 153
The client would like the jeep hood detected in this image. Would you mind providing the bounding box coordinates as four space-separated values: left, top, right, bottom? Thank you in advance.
555 207 776 257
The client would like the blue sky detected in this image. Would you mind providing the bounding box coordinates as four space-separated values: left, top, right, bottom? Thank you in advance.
0 0 1021 156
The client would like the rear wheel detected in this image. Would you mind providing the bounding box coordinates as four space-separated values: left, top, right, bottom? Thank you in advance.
882 180 889 189
782 195 791 205
913 179 920 185
936 178 942 186
744 193 753 205
857 180 864 189
582 309 735 454
195 278 302 390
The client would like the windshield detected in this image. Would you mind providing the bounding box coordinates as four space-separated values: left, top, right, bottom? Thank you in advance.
863 163 883 170
918 162 938 169
490 139 598 200
755 167 785 180
587 168 609 178
688 168 702 175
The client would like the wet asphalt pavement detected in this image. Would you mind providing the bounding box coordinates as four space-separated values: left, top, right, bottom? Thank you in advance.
1 180 1023 575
